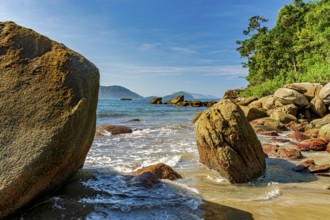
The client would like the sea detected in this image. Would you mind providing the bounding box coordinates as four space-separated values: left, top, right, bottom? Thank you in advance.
17 98 330 220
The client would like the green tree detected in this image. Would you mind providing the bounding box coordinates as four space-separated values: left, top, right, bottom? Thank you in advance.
236 0 329 98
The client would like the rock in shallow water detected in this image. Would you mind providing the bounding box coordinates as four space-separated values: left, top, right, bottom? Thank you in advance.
95 124 132 136
194 99 266 183
0 21 99 218
133 163 182 180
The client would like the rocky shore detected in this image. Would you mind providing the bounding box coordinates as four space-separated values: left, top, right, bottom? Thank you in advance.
193 82 330 183
150 95 217 107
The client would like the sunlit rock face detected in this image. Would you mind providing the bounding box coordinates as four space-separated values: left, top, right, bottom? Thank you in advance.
0 21 99 218
194 99 266 183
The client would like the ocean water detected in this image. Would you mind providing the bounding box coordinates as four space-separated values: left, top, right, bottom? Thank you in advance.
18 99 330 220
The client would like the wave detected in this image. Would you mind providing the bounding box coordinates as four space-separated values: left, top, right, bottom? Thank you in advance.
80 173 202 219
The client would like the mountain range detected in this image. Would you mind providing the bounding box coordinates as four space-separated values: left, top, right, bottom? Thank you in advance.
99 85 143 99
99 85 219 100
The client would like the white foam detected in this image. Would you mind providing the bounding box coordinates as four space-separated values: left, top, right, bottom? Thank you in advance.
254 187 281 201
206 175 227 183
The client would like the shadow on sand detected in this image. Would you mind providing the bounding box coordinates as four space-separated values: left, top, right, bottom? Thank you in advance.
198 200 253 220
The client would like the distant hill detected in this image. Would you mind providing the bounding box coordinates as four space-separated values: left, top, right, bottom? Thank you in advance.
163 91 219 101
99 85 143 99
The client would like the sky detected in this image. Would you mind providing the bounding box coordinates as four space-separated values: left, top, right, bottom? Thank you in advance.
0 0 293 97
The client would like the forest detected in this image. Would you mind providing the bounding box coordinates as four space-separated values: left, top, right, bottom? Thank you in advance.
237 0 330 97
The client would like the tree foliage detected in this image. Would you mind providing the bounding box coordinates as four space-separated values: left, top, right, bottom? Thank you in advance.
237 0 330 97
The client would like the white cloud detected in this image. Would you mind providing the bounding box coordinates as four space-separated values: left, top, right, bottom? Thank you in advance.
171 47 198 54
98 62 246 79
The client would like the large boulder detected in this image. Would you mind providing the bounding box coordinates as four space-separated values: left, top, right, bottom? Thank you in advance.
285 83 322 100
274 88 309 107
310 96 327 117
319 82 330 105
0 22 99 218
194 99 266 183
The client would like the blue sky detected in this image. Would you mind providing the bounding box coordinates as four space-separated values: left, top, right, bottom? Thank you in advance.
0 0 292 97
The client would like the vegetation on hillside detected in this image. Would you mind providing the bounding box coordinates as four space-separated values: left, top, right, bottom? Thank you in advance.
236 0 330 97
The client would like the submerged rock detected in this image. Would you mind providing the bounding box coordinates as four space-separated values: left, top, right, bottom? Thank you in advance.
0 22 99 218
95 124 132 136
194 99 266 183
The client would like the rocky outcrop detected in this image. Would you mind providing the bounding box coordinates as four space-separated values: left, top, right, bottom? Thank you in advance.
0 22 99 218
150 97 163 104
95 124 132 136
165 95 184 104
194 99 265 183
133 163 182 180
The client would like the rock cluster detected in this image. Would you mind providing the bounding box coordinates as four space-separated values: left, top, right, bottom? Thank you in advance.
232 82 330 122
150 95 217 107
0 22 99 218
